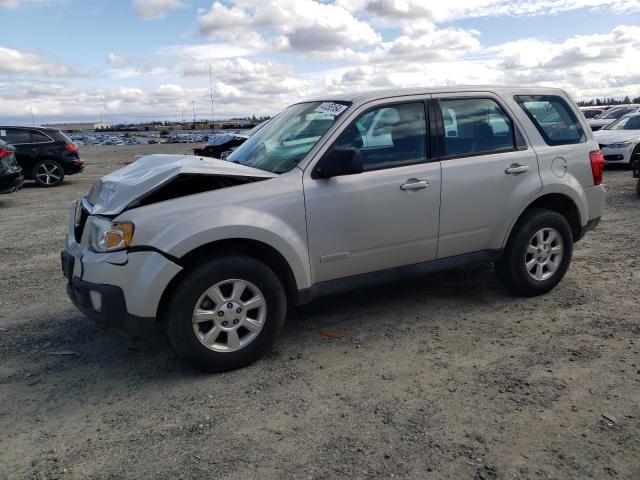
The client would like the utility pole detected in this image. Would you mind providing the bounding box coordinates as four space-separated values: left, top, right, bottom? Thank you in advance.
30 108 35 126
192 101 196 124
214 65 216 145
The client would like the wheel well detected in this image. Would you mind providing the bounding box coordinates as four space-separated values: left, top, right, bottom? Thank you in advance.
156 239 298 321
519 194 581 242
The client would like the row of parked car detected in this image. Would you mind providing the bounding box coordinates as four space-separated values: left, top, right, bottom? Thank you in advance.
578 106 640 176
0 126 84 194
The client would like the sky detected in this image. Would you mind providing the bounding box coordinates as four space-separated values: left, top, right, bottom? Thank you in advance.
1 0 639 125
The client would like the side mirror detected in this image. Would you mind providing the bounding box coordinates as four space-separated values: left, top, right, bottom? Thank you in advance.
313 148 364 179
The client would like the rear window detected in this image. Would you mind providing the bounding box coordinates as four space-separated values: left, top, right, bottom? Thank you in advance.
54 130 74 144
515 95 586 146
30 131 52 143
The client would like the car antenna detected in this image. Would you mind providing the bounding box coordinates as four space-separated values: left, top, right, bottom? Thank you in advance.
209 65 215 150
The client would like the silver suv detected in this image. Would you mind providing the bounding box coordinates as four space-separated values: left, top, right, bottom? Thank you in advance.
62 86 606 372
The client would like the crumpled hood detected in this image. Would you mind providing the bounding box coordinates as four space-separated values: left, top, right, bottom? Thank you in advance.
593 129 640 145
86 154 276 215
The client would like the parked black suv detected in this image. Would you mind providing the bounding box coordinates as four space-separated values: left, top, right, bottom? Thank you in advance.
0 126 84 187
0 140 24 194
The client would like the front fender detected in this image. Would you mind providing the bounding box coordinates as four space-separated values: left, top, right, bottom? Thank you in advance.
141 206 312 290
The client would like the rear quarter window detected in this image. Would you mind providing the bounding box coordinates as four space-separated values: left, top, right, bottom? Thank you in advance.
30 131 53 143
515 95 586 146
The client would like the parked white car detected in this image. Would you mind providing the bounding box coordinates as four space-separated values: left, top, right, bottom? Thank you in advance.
593 113 640 165
588 105 640 131
62 86 606 372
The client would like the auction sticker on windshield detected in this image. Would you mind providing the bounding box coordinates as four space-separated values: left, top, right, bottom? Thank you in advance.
314 102 348 116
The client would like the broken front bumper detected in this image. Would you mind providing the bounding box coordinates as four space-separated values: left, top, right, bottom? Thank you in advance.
62 201 182 334
62 252 156 335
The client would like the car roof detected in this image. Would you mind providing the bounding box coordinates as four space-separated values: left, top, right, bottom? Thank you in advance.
0 125 61 132
302 85 568 105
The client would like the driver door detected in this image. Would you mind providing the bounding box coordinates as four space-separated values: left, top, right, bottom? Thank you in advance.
303 99 442 283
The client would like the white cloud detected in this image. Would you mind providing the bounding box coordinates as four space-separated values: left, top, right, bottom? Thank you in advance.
3 1 640 123
338 0 640 23
132 0 188 20
159 43 256 61
0 0 61 8
0 47 80 77
197 0 380 55
430 0 640 21
106 52 127 66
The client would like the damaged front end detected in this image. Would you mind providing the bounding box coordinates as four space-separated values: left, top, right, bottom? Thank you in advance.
86 154 277 216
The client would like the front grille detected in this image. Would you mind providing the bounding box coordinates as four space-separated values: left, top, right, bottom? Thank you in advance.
604 154 624 161
74 204 89 242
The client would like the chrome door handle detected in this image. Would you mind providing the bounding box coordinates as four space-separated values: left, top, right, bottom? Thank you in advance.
505 164 530 175
400 179 430 191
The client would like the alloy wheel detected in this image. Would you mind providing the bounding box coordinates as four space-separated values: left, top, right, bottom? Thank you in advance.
525 227 563 281
192 279 267 352
36 162 62 186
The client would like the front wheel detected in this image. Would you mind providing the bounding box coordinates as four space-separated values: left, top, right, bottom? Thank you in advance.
164 255 287 372
496 208 573 297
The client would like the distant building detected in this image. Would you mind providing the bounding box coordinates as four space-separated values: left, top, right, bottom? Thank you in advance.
42 122 111 132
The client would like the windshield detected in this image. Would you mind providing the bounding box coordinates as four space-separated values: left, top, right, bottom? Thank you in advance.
598 107 634 119
582 110 602 119
227 101 350 173
605 115 640 130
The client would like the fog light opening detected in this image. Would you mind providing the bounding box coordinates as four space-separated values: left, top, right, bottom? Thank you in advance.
89 290 102 312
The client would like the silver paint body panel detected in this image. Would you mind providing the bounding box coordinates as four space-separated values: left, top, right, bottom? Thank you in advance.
64 85 606 320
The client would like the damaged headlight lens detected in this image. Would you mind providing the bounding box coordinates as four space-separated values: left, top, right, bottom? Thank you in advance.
88 216 135 252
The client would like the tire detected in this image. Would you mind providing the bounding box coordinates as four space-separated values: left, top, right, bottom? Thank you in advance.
636 179 640 198
630 145 640 171
33 159 65 187
495 208 573 297
164 255 287 373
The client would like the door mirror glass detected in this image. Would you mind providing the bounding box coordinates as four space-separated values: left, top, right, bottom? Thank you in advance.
313 148 364 179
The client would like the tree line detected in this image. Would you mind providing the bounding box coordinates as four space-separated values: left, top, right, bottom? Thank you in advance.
578 96 640 106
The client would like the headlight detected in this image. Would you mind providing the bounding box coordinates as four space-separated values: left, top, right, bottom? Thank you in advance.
606 142 632 149
88 216 135 252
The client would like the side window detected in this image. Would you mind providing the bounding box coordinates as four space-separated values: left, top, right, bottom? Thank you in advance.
2 129 31 144
437 98 515 157
515 95 586 146
333 102 427 171
30 131 52 143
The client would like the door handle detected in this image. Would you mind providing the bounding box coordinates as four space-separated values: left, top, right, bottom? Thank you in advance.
505 164 530 175
400 179 430 191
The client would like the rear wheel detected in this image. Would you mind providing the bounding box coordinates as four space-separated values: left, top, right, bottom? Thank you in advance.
496 208 573 296
33 159 64 187
164 255 287 372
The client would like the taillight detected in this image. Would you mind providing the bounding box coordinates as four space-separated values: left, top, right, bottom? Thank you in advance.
589 150 605 186
0 149 12 159
65 144 78 153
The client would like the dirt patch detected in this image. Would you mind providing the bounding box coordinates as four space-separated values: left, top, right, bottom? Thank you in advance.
1 148 639 479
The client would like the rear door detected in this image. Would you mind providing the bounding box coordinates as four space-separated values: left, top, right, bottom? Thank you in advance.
303 98 442 283
433 93 542 259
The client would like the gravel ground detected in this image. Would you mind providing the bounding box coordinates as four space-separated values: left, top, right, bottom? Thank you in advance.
1 145 639 480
